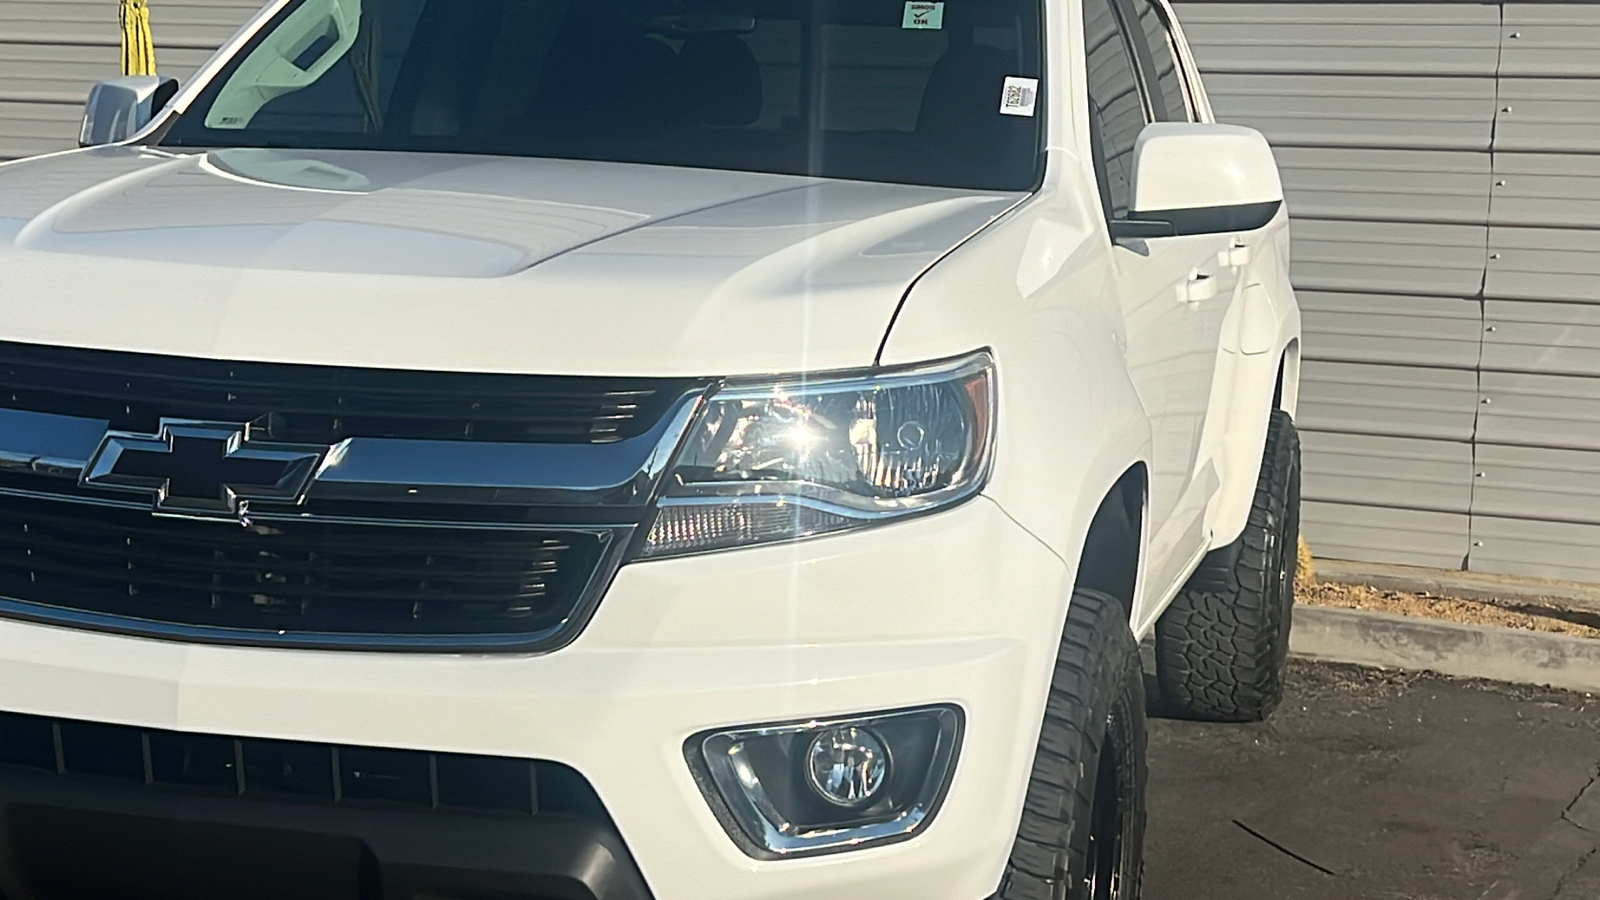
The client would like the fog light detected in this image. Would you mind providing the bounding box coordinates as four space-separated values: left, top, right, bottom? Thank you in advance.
806 726 889 809
687 706 962 859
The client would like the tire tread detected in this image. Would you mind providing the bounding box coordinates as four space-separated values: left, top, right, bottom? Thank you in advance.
996 590 1147 900
1154 410 1301 722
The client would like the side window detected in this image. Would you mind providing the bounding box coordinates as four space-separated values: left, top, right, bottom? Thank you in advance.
1128 0 1191 122
1083 0 1149 221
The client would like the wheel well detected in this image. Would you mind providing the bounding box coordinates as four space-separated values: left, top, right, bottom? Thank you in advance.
1076 465 1146 620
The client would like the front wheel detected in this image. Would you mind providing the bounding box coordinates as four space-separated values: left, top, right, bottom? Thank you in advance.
996 589 1147 900
1155 409 1302 722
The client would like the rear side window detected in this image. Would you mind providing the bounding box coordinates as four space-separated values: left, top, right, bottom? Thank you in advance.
1083 0 1148 220
1128 0 1190 122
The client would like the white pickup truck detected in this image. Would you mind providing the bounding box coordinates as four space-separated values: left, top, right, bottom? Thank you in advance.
0 0 1300 898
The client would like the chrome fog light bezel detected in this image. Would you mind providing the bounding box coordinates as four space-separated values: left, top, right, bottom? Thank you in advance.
685 706 963 859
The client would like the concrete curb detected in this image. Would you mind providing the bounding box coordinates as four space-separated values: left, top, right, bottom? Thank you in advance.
1290 605 1600 695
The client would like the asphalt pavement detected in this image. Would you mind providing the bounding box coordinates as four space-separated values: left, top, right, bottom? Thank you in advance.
1144 660 1600 900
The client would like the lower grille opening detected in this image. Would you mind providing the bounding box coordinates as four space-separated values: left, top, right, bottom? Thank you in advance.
0 711 602 818
0 712 651 900
0 495 615 646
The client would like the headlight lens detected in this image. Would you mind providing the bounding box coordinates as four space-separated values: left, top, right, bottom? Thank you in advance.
641 352 995 557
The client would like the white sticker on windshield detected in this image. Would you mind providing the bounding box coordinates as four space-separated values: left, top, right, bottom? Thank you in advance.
903 2 946 29
1000 76 1039 117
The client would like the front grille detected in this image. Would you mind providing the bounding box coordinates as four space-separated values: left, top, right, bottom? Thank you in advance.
0 342 680 649
0 711 605 818
0 495 611 645
0 340 696 444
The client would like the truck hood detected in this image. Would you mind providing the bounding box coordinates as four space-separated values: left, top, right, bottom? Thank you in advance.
0 147 1022 377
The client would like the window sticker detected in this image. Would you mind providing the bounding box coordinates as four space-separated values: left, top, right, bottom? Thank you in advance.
903 2 946 30
1000 76 1039 117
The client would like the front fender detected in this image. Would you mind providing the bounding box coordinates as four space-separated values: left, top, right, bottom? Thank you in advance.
878 176 1155 599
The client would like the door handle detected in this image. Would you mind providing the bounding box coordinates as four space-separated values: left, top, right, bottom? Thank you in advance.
1183 270 1218 304
1218 239 1251 269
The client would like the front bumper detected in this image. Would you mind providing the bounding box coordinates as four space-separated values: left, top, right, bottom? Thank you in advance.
0 497 1073 900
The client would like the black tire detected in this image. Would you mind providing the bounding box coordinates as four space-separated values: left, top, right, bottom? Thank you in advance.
996 589 1147 900
1154 409 1302 722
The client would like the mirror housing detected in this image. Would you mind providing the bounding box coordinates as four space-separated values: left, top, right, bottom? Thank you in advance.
1114 123 1284 239
79 76 180 147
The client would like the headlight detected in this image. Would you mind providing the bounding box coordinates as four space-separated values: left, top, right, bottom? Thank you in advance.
640 352 995 558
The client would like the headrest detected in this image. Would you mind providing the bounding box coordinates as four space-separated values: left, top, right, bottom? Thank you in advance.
530 26 681 136
916 43 1014 144
678 34 764 127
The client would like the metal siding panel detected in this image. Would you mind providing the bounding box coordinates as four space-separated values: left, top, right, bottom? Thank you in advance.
1301 291 1482 369
1482 299 1600 378
1490 152 1600 230
1485 226 1600 303
1500 4 1600 79
0 2 118 40
1291 218 1489 296
1474 8 1600 582
1491 5 1599 160
0 44 118 104
1478 370 1600 454
0 1 260 46
1298 360 1479 442
1496 78 1600 155
1201 72 1497 150
1468 517 1600 583
0 100 83 162
1277 147 1490 225
1302 431 1473 514
1474 444 1600 526
1302 501 1470 571
1173 2 1501 76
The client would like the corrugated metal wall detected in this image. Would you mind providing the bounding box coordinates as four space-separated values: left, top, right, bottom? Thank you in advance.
1177 0 1600 583
0 0 1597 581
0 1 259 161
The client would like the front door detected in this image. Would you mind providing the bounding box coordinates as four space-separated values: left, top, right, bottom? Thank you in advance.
1083 0 1238 606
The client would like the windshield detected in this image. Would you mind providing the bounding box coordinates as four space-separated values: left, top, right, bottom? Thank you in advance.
160 0 1044 191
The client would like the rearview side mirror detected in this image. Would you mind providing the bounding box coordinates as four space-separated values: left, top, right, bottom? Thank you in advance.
79 76 180 147
1111 123 1284 240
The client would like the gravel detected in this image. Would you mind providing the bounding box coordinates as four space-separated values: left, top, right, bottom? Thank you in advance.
1299 580 1600 640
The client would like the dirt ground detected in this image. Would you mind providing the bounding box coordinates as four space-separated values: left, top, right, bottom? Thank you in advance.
1299 580 1600 640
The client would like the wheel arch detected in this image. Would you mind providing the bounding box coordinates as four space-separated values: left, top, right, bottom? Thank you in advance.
1074 464 1148 623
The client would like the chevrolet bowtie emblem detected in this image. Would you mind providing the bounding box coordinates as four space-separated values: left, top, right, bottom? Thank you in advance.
81 420 328 519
